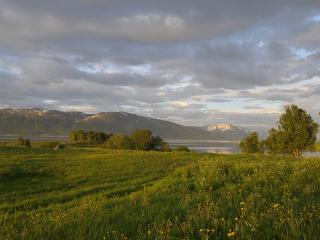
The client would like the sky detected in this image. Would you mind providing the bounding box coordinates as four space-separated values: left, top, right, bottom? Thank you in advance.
0 0 320 131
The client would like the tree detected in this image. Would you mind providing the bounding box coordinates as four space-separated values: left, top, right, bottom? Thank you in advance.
131 129 153 150
258 139 267 153
105 134 134 150
265 128 285 154
86 131 97 143
239 132 260 153
16 137 25 146
16 137 31 147
76 130 87 143
70 130 110 144
272 105 318 157
95 132 110 143
148 136 164 150
161 142 172 152
69 131 78 142
24 138 31 148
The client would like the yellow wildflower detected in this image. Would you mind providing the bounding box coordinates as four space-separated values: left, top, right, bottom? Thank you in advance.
273 203 281 209
227 230 236 238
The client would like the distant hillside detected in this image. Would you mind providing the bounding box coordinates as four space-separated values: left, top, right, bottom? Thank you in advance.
0 108 246 140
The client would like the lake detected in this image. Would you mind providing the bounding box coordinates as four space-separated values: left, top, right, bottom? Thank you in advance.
167 140 240 154
168 140 320 156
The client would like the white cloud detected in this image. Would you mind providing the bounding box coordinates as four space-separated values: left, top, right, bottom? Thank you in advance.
0 0 320 130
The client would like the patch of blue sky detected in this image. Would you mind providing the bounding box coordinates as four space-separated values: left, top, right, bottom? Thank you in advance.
0 64 22 76
309 14 320 22
77 62 152 75
291 47 318 59
127 64 151 75
76 62 123 74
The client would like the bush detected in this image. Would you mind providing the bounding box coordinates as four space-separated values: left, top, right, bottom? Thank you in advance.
70 130 111 144
161 142 172 152
39 141 61 149
105 134 134 150
174 146 191 152
131 129 153 150
16 137 25 146
16 137 31 148
240 132 260 153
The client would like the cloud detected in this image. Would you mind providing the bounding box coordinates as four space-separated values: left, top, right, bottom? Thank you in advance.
0 0 320 130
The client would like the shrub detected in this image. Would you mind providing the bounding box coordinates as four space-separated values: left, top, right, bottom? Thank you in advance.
161 142 172 152
16 137 25 146
131 129 153 150
174 146 191 152
39 141 61 149
70 130 111 144
16 137 31 147
240 132 260 153
105 134 134 150
24 139 31 148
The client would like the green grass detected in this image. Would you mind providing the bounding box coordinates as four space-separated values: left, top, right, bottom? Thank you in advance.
0 146 320 239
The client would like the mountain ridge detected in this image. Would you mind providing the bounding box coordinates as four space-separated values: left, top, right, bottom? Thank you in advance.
0 108 247 140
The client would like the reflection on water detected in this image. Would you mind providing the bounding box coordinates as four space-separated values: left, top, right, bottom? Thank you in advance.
167 139 240 154
304 152 320 158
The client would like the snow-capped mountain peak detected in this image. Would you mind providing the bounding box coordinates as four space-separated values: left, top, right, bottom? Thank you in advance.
206 123 243 132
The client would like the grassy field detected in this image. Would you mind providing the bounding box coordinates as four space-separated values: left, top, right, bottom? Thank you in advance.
0 146 320 239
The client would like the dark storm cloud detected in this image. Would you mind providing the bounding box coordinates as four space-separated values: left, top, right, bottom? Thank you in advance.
0 0 320 129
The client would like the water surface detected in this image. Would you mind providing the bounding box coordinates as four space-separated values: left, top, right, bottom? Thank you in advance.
167 139 240 154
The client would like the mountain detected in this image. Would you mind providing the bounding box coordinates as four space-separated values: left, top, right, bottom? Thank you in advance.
0 108 246 140
206 123 244 132
205 123 247 140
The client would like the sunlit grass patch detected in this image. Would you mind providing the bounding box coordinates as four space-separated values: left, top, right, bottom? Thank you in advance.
0 147 319 239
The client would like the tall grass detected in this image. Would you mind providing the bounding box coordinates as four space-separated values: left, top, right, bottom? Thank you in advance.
0 147 319 239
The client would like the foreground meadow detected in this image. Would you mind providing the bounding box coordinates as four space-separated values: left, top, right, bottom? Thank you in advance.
0 146 320 239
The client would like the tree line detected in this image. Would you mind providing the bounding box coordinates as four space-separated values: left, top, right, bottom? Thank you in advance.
70 130 111 144
70 129 172 151
240 105 319 157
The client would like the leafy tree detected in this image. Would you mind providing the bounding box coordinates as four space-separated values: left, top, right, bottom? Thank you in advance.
69 130 110 144
131 129 153 150
161 142 172 152
95 132 110 143
105 134 134 150
258 139 267 153
148 136 164 150
69 131 77 142
76 130 87 143
16 137 31 147
265 128 285 154
86 131 97 143
16 137 25 146
24 139 31 148
239 132 260 153
268 105 319 157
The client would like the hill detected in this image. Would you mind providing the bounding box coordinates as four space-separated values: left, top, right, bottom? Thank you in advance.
0 147 319 239
0 108 246 140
